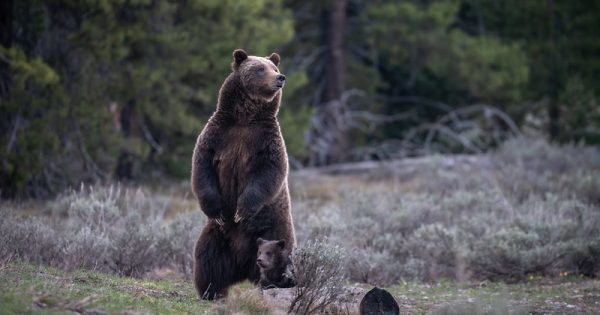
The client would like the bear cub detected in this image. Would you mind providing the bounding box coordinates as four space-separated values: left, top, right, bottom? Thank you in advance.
256 238 295 289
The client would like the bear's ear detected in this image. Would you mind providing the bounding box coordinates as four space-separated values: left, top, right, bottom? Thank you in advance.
268 53 280 66
257 238 265 246
276 240 286 249
233 49 248 66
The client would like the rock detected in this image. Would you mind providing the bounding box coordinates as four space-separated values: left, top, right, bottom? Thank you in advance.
359 287 400 315
262 286 367 314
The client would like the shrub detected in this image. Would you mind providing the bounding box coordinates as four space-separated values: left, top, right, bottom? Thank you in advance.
0 185 204 278
289 138 600 284
403 224 469 281
288 240 347 315
61 226 111 271
0 208 63 266
468 197 600 280
2 137 598 285
158 211 204 278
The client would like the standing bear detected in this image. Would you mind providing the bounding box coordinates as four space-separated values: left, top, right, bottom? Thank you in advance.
191 49 296 300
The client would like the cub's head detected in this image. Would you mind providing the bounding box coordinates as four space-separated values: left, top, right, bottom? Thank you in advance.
256 237 287 270
232 49 285 102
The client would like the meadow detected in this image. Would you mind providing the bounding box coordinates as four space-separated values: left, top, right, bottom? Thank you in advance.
1 137 599 314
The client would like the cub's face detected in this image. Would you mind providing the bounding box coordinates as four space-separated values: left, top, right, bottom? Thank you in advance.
256 238 286 270
232 49 286 102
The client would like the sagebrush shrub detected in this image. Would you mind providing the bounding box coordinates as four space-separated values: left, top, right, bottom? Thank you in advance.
288 240 347 315
0 185 204 278
0 209 63 266
62 226 111 271
289 138 600 284
1 137 598 284
158 211 204 278
403 224 468 281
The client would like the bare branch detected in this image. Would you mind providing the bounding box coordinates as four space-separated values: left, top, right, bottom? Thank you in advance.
5 114 21 155
138 118 163 155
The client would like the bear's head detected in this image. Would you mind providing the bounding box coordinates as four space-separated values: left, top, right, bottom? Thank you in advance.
232 49 285 102
256 237 287 270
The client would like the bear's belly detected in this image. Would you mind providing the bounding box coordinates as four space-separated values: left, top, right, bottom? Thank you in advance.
213 127 258 218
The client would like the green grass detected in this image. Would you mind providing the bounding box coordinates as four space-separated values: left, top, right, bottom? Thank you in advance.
2 262 599 314
388 278 600 314
0 262 213 315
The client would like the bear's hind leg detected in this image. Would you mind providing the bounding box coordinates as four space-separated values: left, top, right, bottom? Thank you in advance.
193 224 235 300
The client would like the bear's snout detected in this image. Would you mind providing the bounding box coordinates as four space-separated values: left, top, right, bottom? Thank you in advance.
275 74 286 87
257 257 266 268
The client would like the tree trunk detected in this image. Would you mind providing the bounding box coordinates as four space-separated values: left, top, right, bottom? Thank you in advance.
309 0 347 166
325 0 346 103
0 0 11 47
547 0 561 141
116 99 135 180
0 0 13 197
0 0 12 99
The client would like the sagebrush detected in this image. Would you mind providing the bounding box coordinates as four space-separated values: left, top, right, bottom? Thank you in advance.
1 137 599 285
287 239 347 315
0 185 203 278
291 138 600 284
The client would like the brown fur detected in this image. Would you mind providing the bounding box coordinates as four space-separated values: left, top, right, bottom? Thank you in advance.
256 238 295 289
191 49 295 300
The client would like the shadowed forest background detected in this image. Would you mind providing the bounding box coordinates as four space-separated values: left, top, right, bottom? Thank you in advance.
1 0 599 198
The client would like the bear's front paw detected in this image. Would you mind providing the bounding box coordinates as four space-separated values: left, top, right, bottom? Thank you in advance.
234 207 254 223
204 208 222 222
199 195 222 219
213 215 226 227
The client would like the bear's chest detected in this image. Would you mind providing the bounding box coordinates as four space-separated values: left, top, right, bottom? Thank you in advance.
214 126 260 168
213 126 262 203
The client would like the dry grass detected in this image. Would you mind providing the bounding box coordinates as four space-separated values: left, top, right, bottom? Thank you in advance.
213 287 271 315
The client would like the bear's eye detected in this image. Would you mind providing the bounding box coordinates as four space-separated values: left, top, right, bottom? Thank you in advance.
258 251 261 255
257 67 265 74
267 252 273 257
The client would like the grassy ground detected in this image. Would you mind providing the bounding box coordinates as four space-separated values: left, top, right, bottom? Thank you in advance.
1 262 599 314
389 278 600 314
0 262 212 315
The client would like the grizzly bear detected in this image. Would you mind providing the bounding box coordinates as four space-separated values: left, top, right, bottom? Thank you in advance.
256 238 295 289
191 49 296 300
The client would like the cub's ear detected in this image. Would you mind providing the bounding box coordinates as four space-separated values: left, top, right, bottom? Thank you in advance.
276 240 286 249
257 237 265 246
268 52 280 66
233 49 248 65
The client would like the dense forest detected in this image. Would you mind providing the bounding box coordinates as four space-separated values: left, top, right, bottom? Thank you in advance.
1 0 599 198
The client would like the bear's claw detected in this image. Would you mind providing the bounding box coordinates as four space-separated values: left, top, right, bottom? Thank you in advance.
234 211 243 223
